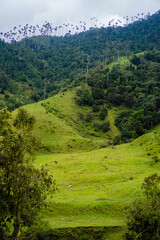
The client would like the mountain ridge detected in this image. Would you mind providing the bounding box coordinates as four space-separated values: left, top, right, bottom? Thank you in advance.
0 10 160 111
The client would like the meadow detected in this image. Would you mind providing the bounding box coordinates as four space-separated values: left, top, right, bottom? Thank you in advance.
21 88 160 239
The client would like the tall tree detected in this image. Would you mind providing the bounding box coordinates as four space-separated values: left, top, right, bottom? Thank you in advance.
0 108 56 239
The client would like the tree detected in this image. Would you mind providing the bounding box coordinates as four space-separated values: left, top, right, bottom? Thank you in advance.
99 107 108 120
80 89 93 106
0 108 56 239
126 174 160 240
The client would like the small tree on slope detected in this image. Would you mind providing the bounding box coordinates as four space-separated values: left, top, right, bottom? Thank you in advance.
126 173 160 240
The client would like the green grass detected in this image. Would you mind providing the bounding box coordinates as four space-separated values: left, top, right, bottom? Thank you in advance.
108 56 131 69
19 88 120 153
13 88 160 238
107 107 120 138
34 130 160 234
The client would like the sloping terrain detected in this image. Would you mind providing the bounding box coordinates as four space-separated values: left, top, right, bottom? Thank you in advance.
14 91 160 239
35 127 160 239
20 87 120 153
2 9 160 239
1 10 160 111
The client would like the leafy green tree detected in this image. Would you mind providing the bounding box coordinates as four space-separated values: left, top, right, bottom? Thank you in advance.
126 174 160 240
0 108 56 239
92 87 104 100
80 89 93 106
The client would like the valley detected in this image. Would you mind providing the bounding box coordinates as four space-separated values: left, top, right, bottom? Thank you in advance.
0 9 160 239
20 88 160 239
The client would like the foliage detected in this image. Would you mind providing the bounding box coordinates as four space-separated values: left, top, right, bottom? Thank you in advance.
99 121 110 132
79 89 93 106
126 174 160 240
0 108 56 239
24 224 121 240
0 11 160 110
92 104 100 112
99 108 108 120
0 11 160 144
92 88 104 100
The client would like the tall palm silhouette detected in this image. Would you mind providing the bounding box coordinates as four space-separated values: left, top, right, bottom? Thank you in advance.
1 10 148 42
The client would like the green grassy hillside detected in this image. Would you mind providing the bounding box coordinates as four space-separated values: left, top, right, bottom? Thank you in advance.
36 129 160 225
20 87 120 153
14 89 160 239
34 129 160 239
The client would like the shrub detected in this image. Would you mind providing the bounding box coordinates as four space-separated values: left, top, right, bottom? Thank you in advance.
94 99 104 105
92 105 100 112
92 88 104 100
99 108 108 120
126 174 160 240
99 121 110 132
80 89 93 106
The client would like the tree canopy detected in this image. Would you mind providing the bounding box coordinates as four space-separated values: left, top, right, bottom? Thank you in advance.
0 11 160 110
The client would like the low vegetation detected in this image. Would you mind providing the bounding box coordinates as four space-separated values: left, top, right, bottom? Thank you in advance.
126 173 160 240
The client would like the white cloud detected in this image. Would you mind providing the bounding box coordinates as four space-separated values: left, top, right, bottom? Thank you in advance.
0 0 159 32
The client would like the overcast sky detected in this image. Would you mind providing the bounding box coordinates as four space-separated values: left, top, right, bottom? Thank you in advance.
0 0 159 32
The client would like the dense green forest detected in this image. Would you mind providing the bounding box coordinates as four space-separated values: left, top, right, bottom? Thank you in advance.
0 10 160 110
77 51 160 142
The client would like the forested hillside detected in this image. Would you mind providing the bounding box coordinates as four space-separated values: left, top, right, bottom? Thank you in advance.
0 10 160 109
77 52 160 142
0 10 160 142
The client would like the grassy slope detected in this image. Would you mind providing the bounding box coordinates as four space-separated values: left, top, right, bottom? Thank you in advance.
35 130 160 227
22 88 120 153
17 88 160 239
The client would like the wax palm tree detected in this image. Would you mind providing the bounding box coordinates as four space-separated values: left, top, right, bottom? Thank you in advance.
0 32 3 40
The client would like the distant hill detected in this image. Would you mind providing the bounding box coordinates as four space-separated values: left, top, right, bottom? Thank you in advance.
0 10 160 111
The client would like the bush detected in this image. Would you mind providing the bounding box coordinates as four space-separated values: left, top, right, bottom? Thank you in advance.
80 89 93 106
126 174 160 240
92 105 100 112
92 88 104 100
99 108 108 120
99 121 110 132
115 110 132 127
94 99 104 105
